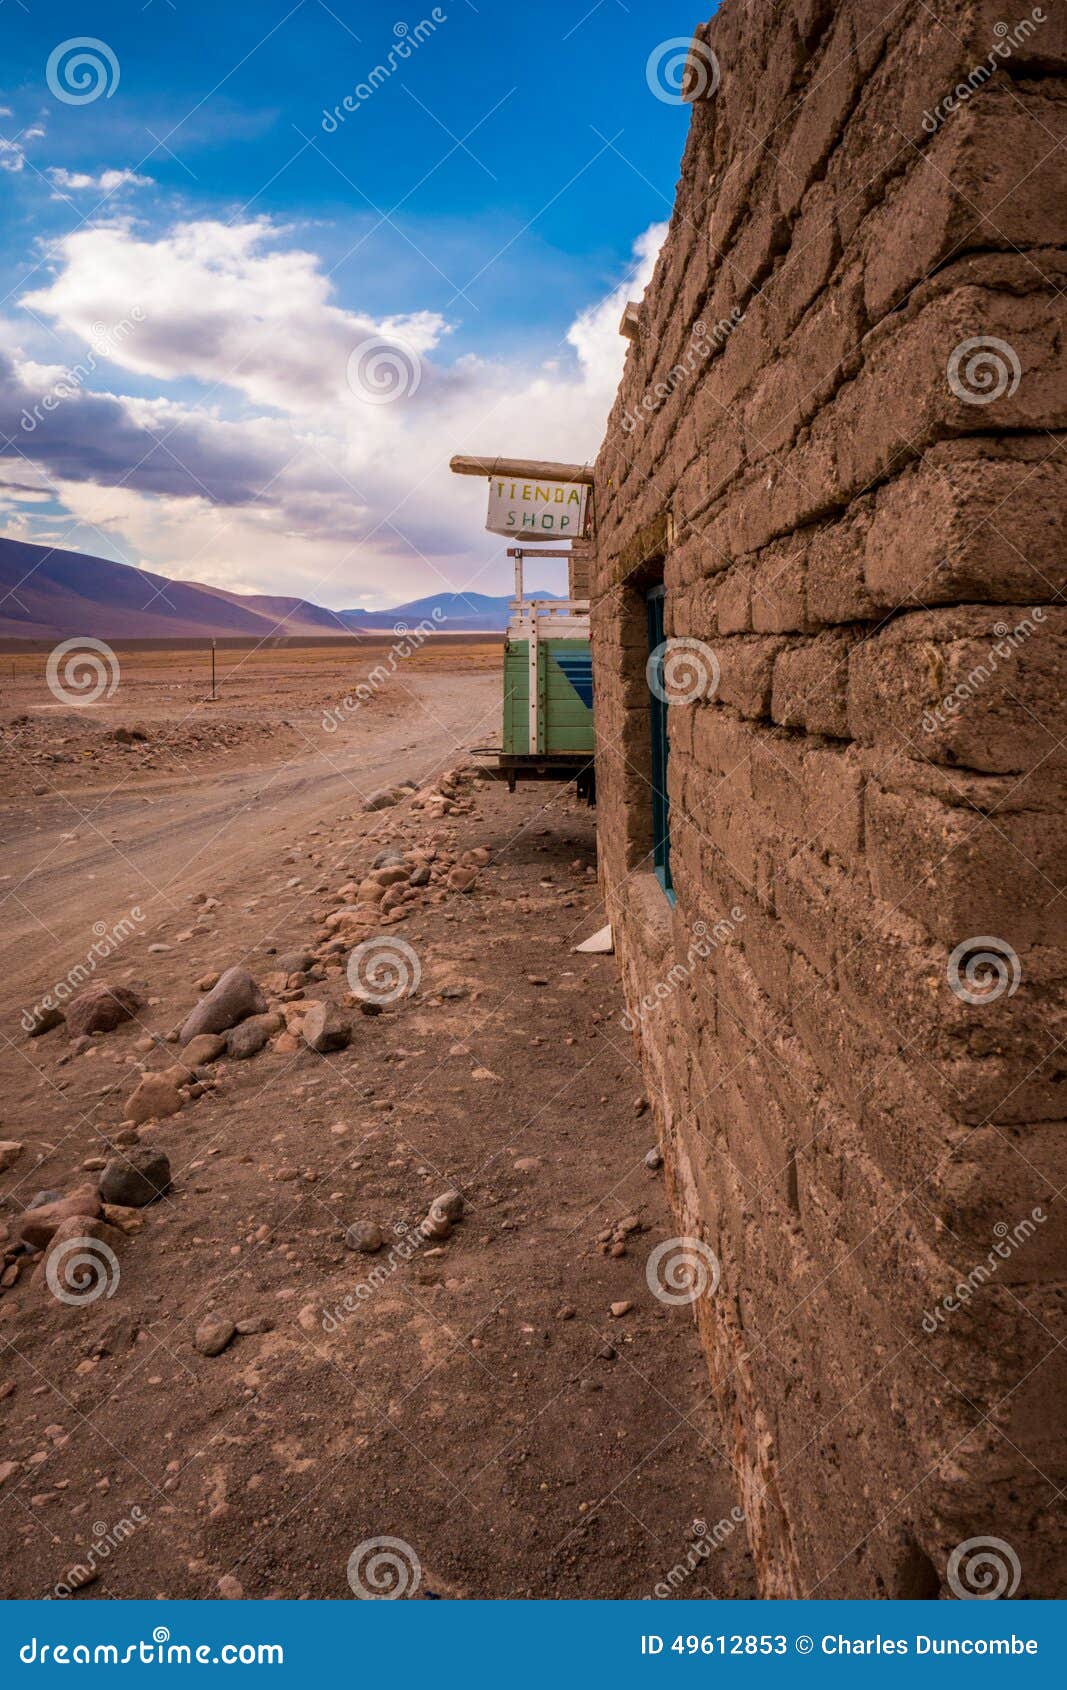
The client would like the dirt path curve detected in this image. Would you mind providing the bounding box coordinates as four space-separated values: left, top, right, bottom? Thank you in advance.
0 671 497 1029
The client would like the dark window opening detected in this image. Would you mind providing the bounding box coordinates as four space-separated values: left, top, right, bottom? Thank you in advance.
646 584 673 900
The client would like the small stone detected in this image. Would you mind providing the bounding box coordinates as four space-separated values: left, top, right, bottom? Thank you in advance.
226 1013 280 1060
447 866 477 893
644 1147 663 1170
513 1157 540 1173
556 1305 576 1321
18 1184 102 1249
26 1006 64 1038
65 984 143 1040
345 1222 384 1254
125 1073 182 1126
99 1146 171 1208
194 1316 236 1357
301 1002 351 1054
217 1574 244 1599
609 1301 633 1318
0 1141 24 1174
183 1033 226 1066
430 1189 464 1224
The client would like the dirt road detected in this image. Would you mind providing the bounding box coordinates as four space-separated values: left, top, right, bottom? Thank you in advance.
0 659 753 1600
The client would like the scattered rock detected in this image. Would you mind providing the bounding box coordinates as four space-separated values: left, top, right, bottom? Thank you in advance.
217 1574 244 1599
18 1184 103 1249
65 984 143 1039
37 1217 125 1296
431 1189 464 1224
99 1146 171 1208
226 1013 281 1060
125 1073 183 1126
183 1033 226 1066
609 1301 633 1318
447 867 478 893
363 788 400 812
301 1002 351 1054
179 967 267 1044
194 1316 236 1357
644 1147 663 1170
345 1222 384 1253
0 1141 24 1175
276 950 314 977
513 1157 540 1173
26 1006 64 1038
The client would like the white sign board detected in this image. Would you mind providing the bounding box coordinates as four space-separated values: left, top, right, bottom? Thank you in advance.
485 475 589 540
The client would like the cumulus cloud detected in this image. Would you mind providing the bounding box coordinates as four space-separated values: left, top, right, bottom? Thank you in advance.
5 214 665 604
47 167 154 195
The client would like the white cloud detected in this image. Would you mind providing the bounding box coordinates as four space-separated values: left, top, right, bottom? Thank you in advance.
9 215 666 604
0 138 26 174
47 167 154 195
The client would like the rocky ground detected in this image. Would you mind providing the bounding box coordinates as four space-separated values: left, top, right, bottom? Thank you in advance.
0 658 753 1600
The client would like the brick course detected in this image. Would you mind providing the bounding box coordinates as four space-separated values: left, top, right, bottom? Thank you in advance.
591 0 1065 1598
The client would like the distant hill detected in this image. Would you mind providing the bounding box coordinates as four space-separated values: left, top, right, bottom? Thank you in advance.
344 591 560 633
0 537 546 639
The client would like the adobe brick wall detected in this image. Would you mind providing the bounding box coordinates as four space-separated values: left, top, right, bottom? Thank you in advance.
591 0 1066 1598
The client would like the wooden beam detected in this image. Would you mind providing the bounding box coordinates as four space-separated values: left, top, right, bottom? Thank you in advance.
449 454 595 485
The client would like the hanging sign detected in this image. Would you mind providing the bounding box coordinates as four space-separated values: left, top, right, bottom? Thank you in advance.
485 475 589 540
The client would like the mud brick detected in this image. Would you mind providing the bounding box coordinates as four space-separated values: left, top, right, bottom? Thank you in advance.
773 5 859 220
864 441 1067 607
771 632 855 738
716 635 785 718
864 778 1066 948
804 506 879 624
863 97 1067 321
743 273 866 459
750 545 811 633
848 607 1067 774
715 563 752 633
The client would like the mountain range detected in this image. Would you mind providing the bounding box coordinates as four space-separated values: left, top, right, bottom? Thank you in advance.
0 537 554 638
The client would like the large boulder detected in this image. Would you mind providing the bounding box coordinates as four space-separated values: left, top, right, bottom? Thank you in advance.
179 967 266 1044
98 1147 171 1208
36 1216 125 1302
65 985 143 1039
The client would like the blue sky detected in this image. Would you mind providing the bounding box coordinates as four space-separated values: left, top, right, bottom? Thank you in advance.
0 1 708 607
